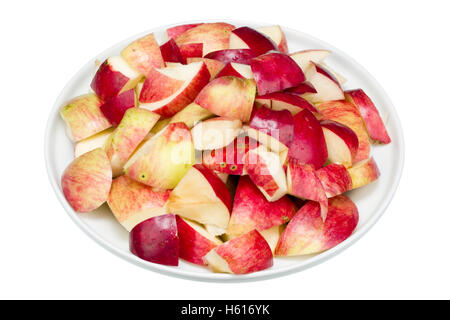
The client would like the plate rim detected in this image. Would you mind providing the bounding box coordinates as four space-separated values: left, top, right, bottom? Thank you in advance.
44 19 405 282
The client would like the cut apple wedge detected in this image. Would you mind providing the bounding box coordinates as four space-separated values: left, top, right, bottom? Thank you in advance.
286 159 328 221
192 117 242 150
215 62 253 79
61 148 112 213
275 195 358 256
159 38 185 64
176 216 222 266
107 175 170 231
139 62 210 117
150 118 171 134
167 164 232 231
121 33 164 76
186 57 226 79
348 157 380 190
124 122 194 190
250 51 305 95
204 49 257 65
259 225 283 253
60 93 111 142
165 23 203 40
286 82 317 95
175 22 235 56
255 92 318 115
228 176 296 237
244 145 288 202
245 105 294 153
91 56 143 101
321 119 359 168
195 76 256 122
204 230 273 274
288 109 328 170
130 214 179 266
105 108 160 177
179 43 203 61
318 100 370 163
289 49 331 72
316 164 352 198
301 62 344 103
100 89 136 126
229 27 278 56
169 102 214 129
345 89 391 144
256 25 288 54
74 128 114 158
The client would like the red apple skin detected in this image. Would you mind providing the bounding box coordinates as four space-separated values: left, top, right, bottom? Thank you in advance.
130 214 179 266
204 49 257 65
193 164 233 214
202 136 259 175
167 23 203 39
275 195 358 256
90 60 130 101
231 27 278 56
179 43 203 61
345 89 391 144
250 52 305 95
316 164 352 198
288 109 328 170
176 216 220 266
100 89 136 125
249 105 294 147
320 120 359 162
215 63 246 79
160 39 185 64
286 82 317 94
318 101 370 163
228 176 297 237
186 57 226 79
256 92 318 114
213 230 273 274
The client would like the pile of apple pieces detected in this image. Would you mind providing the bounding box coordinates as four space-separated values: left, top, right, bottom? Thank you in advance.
59 22 391 275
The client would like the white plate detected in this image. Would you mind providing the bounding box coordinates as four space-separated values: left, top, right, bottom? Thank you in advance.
45 20 405 282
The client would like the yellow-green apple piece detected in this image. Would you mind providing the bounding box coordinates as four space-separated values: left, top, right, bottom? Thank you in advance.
61 148 112 213
348 157 380 190
150 118 171 134
244 145 288 202
192 117 242 150
91 56 143 101
289 49 331 72
169 102 214 129
256 25 288 53
167 164 232 232
139 62 210 118
121 33 164 76
302 62 344 103
275 195 358 256
176 216 222 266
186 57 226 80
316 164 352 198
124 122 194 189
60 93 111 142
105 108 160 177
318 100 371 163
227 176 296 237
174 22 235 56
107 175 170 231
345 89 391 144
74 127 114 158
203 230 273 274
195 76 256 122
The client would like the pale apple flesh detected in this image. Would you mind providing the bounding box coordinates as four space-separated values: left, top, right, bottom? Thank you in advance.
215 62 253 79
256 25 288 53
74 128 114 158
301 62 344 103
186 57 226 79
169 102 214 129
192 117 242 150
289 49 331 72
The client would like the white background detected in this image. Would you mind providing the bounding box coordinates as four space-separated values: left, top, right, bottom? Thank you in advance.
1 0 449 299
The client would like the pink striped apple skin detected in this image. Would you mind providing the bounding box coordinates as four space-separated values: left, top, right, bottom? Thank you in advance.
256 92 318 115
121 33 164 76
100 89 136 126
204 49 257 65
318 100 370 163
107 175 170 231
175 22 235 56
316 164 352 198
348 157 380 190
61 148 112 213
250 52 305 95
288 109 328 170
212 230 273 274
275 195 358 256
230 27 278 56
195 76 256 122
228 176 297 237
287 160 328 221
60 94 111 142
345 89 391 144
176 216 221 266
160 38 185 64
140 69 185 102
167 23 203 39
129 214 179 266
